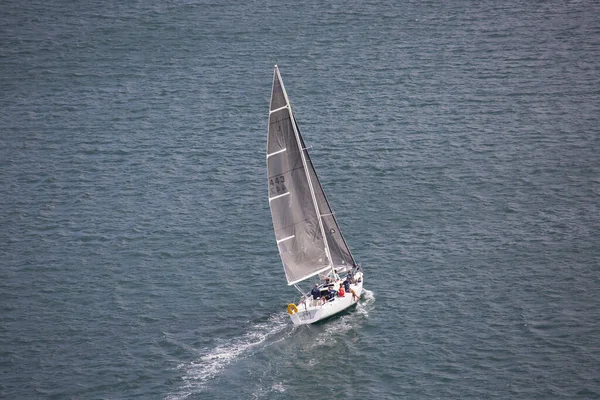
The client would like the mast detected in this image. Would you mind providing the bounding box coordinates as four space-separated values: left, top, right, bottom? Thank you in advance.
274 66 334 274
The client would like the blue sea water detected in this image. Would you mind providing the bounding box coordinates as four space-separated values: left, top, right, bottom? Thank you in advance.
1 0 600 398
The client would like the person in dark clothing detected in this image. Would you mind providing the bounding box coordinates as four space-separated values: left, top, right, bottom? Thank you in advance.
347 272 355 284
325 287 337 301
311 284 320 300
343 276 351 291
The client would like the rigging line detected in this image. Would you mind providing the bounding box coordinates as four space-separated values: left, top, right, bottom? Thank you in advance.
267 165 304 180
274 215 323 232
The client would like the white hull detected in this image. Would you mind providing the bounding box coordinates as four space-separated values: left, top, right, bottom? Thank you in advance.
289 272 364 325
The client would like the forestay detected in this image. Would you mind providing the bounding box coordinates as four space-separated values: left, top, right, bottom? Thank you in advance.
266 65 355 285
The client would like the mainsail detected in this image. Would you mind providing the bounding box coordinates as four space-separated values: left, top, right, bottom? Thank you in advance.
267 65 355 285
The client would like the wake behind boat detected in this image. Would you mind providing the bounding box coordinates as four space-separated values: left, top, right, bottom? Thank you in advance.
266 65 364 325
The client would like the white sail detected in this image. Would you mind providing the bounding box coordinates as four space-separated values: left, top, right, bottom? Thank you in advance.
267 65 355 285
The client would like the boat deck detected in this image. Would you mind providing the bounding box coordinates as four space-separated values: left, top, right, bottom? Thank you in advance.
289 271 363 325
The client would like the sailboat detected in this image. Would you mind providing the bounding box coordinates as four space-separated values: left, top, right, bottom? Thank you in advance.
266 65 364 325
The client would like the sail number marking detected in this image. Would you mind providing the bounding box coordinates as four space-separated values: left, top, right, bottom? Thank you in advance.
269 175 287 197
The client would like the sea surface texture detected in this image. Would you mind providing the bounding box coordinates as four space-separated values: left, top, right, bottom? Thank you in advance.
2 0 600 398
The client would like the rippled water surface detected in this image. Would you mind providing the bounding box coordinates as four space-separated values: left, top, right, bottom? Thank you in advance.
2 0 599 398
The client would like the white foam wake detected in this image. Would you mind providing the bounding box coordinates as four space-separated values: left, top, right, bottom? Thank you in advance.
308 288 375 348
356 288 376 317
166 313 290 400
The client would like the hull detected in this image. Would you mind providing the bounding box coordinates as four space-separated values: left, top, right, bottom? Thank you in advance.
289 272 364 325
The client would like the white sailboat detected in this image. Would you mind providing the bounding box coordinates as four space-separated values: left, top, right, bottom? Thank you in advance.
266 65 364 325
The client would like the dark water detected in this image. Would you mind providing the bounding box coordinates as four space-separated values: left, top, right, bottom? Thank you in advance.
2 0 600 398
